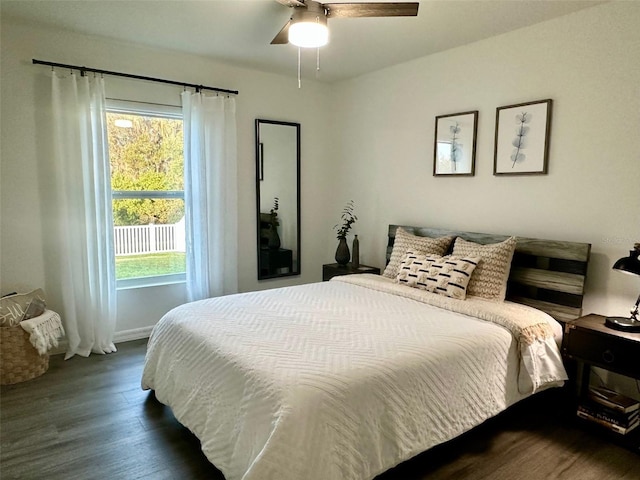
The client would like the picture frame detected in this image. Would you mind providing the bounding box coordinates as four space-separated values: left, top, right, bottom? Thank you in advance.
433 110 478 176
493 99 552 175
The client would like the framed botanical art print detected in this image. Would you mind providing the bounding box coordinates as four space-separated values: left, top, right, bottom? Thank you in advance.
433 110 478 176
493 99 552 175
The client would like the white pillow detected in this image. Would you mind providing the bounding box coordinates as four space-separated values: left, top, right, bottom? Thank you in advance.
396 252 480 300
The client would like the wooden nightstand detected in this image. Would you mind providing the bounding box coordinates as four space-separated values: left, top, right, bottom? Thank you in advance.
562 313 640 451
562 314 640 388
322 263 380 281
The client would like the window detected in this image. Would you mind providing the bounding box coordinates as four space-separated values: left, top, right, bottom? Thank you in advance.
106 101 185 288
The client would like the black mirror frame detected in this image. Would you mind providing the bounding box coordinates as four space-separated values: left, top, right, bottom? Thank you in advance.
255 119 301 280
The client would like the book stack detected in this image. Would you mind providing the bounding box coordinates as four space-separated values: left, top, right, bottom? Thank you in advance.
577 386 640 435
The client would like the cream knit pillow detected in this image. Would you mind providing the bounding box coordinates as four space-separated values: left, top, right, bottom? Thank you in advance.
452 236 517 301
383 228 453 278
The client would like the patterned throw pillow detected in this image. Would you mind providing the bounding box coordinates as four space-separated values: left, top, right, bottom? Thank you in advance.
0 289 46 327
383 228 453 279
396 252 480 300
452 236 517 301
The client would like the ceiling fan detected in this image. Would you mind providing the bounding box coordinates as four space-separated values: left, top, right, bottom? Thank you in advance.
271 0 419 48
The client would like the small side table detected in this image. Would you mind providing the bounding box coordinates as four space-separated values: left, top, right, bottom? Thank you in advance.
562 313 640 452
322 263 380 281
562 314 640 389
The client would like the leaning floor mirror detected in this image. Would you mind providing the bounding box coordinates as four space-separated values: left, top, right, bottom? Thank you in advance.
255 119 301 280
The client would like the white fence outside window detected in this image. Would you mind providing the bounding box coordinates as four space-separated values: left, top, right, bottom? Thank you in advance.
113 218 185 256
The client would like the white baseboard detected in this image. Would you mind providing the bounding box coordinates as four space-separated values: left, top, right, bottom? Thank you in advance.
113 326 153 343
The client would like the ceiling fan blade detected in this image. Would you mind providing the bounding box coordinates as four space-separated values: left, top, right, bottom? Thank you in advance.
275 0 307 7
324 2 418 18
271 20 292 44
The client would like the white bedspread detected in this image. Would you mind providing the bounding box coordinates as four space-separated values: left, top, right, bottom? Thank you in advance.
141 275 567 480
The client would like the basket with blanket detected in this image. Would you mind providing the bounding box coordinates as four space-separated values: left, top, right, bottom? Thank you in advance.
0 289 65 385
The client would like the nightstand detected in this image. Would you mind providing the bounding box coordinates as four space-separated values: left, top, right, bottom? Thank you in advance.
562 313 640 451
562 314 640 390
322 263 380 281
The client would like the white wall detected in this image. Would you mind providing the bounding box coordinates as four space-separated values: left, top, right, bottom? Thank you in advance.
2 2 639 349
329 1 640 319
327 0 640 396
0 17 334 334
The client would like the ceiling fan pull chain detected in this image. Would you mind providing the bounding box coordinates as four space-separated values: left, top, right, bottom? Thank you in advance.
315 14 322 77
297 47 301 89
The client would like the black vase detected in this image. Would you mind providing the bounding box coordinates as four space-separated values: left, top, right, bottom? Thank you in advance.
352 235 360 268
335 237 350 265
267 224 281 249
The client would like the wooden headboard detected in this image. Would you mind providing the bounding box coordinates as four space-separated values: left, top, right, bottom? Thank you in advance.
387 225 591 323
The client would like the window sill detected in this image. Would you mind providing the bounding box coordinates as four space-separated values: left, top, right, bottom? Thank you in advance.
116 273 186 291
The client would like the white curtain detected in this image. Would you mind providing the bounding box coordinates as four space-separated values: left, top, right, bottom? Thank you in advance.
182 92 238 301
51 72 117 359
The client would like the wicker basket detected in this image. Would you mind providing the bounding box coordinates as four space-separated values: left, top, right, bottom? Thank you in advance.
0 324 49 385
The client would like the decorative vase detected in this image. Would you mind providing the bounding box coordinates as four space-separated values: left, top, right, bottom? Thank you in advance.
335 237 350 265
268 224 281 249
352 235 360 268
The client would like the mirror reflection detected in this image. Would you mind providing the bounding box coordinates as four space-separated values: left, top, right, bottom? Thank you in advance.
255 119 300 279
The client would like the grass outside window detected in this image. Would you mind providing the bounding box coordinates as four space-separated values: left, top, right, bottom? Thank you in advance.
115 252 186 280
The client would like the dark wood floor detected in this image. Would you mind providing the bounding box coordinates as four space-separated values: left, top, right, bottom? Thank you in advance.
1 340 638 480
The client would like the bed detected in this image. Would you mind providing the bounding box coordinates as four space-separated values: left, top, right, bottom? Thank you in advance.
141 225 591 480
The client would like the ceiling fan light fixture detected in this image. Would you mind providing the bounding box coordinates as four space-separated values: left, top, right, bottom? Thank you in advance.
288 8 328 48
289 21 328 48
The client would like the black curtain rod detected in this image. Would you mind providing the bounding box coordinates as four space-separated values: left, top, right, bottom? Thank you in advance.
32 59 239 96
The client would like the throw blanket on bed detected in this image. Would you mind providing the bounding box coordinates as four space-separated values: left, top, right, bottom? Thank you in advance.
20 309 65 355
335 274 563 393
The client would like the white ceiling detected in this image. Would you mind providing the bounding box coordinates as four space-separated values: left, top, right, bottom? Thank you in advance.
1 0 604 83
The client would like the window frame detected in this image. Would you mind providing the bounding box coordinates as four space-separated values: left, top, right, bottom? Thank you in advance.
106 100 186 290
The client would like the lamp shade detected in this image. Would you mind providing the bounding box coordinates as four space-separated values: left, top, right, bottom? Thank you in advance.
612 243 640 276
606 243 640 331
288 8 329 48
289 21 328 48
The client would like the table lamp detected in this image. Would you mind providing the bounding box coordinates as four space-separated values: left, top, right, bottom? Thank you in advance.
605 243 640 332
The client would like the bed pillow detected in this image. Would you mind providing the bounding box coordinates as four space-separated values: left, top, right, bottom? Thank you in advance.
0 289 46 327
397 252 480 300
383 228 453 279
451 236 517 301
